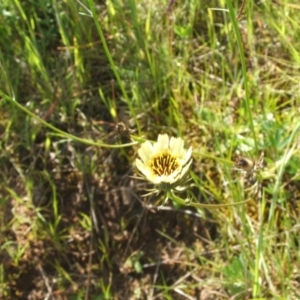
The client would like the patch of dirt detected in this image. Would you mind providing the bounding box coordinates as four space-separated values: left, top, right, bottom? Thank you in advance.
1 121 219 300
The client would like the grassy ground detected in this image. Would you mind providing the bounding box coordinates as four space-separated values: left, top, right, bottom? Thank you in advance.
1 0 300 299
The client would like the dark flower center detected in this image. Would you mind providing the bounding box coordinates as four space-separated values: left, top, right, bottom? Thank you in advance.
149 152 179 176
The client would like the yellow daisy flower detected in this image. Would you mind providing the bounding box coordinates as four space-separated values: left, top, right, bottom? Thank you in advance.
135 134 192 189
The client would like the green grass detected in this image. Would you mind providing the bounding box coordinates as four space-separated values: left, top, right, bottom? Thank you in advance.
1 0 300 299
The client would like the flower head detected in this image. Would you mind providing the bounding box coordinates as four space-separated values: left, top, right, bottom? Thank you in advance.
135 134 192 190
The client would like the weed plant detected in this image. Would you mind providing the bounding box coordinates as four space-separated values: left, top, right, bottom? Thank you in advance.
1 0 300 299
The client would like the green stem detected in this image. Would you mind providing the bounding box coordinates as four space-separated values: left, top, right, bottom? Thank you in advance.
1 92 139 149
168 190 252 208
226 0 258 153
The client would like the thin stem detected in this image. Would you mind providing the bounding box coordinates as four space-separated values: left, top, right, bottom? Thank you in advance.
226 0 258 153
1 92 139 149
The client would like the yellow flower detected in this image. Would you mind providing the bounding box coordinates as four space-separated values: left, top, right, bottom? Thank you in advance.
135 134 192 188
